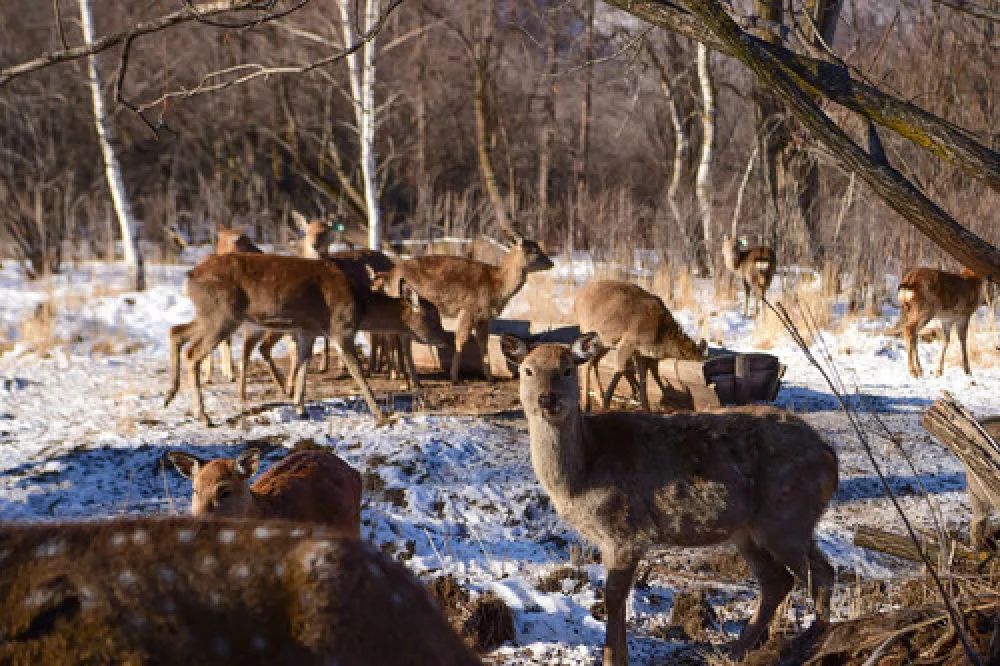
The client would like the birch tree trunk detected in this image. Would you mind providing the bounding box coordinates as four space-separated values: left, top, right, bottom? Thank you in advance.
569 0 595 261
78 0 144 290
695 42 716 275
536 7 558 237
338 0 381 250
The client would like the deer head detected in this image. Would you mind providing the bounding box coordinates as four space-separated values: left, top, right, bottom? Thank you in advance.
291 211 339 259
167 449 261 518
215 225 260 255
501 333 600 422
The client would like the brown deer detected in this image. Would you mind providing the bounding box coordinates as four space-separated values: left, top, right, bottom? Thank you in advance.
722 234 777 318
167 448 362 538
501 332 837 665
200 225 263 384
164 252 447 426
0 517 479 665
384 228 553 382
573 279 707 411
897 266 983 378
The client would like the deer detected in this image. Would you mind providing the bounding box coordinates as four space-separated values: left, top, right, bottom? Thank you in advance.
0 517 479 665
573 279 707 411
722 234 777 318
384 227 554 383
164 252 447 426
896 266 983 378
501 332 838 665
167 448 362 538
199 225 264 385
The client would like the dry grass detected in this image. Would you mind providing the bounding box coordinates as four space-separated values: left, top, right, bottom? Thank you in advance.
17 301 60 355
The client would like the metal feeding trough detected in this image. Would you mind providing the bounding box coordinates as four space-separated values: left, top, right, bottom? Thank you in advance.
407 319 786 411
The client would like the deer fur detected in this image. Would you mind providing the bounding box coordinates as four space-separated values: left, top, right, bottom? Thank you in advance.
201 225 264 384
722 234 777 318
573 279 707 411
167 449 362 537
897 266 983 378
501 333 838 665
0 517 479 665
164 252 446 426
385 230 553 382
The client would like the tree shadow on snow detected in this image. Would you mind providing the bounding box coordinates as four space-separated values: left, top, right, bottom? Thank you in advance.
775 385 933 414
834 471 966 503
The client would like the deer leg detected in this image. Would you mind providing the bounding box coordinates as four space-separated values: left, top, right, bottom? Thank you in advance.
400 337 421 390
239 328 263 402
185 323 237 427
602 341 637 409
290 333 315 417
333 334 386 423
200 343 215 384
165 321 195 407
256 331 288 396
743 279 751 318
905 314 932 378
475 319 493 381
601 552 639 666
317 335 330 373
450 311 473 384
583 347 609 412
219 336 234 382
636 356 651 411
936 321 953 376
731 537 794 658
956 317 972 375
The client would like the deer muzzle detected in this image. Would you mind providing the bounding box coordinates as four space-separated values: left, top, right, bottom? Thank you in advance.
537 392 562 416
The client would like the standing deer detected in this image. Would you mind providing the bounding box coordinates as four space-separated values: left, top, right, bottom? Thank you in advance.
167 448 362 538
164 253 447 426
0 518 479 665
501 333 837 665
573 279 707 411
384 228 553 382
201 225 263 384
722 235 777 318
897 266 983 378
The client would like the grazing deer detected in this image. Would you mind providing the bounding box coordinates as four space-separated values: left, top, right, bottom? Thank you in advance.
167 448 362 537
0 518 479 665
385 228 553 382
722 235 777 318
897 266 983 378
200 225 264 384
573 279 707 411
164 253 446 426
501 333 837 664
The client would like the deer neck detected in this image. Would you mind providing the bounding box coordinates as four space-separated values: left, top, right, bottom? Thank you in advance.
525 411 587 501
493 249 528 309
357 290 403 332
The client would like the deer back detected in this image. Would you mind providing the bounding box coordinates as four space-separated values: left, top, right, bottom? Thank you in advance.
0 518 479 665
899 266 983 318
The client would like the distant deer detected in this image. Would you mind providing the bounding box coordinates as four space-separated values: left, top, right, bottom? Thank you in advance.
164 253 447 426
384 228 553 382
0 518 479 665
722 234 777 318
167 448 362 537
501 333 837 664
897 266 983 378
200 225 263 384
573 279 707 411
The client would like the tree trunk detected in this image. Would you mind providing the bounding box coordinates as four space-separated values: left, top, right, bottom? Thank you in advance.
537 7 558 237
568 0 595 259
79 0 143 290
695 42 716 275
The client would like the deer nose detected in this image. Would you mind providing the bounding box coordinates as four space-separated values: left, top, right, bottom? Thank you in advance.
538 392 560 411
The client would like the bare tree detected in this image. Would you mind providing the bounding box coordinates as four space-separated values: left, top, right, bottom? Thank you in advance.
695 42 716 274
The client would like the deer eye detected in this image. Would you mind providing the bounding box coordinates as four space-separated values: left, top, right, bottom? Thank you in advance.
216 487 232 500
523 367 534 377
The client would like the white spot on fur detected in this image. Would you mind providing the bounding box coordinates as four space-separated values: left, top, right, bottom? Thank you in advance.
274 563 286 577
35 539 65 557
118 569 137 586
254 526 277 540
289 527 306 538
217 529 236 545
111 533 127 547
176 528 196 543
231 563 250 579
200 554 218 572
132 529 148 545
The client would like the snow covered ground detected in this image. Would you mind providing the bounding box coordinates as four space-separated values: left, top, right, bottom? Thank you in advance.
1 257 997 663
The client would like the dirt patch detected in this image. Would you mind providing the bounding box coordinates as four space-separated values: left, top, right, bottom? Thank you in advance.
241 357 523 416
666 590 719 641
427 575 515 652
537 566 589 594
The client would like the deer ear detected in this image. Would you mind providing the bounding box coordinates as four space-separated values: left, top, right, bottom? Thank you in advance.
291 211 309 233
697 339 708 356
400 280 421 310
570 332 602 365
167 451 205 480
501 335 529 365
234 449 261 479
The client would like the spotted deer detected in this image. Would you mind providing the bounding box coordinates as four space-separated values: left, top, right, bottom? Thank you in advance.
167 448 362 537
722 235 777 318
501 333 837 665
897 266 983 378
573 279 707 411
384 228 553 382
200 225 263 384
0 518 479 665
164 252 446 426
